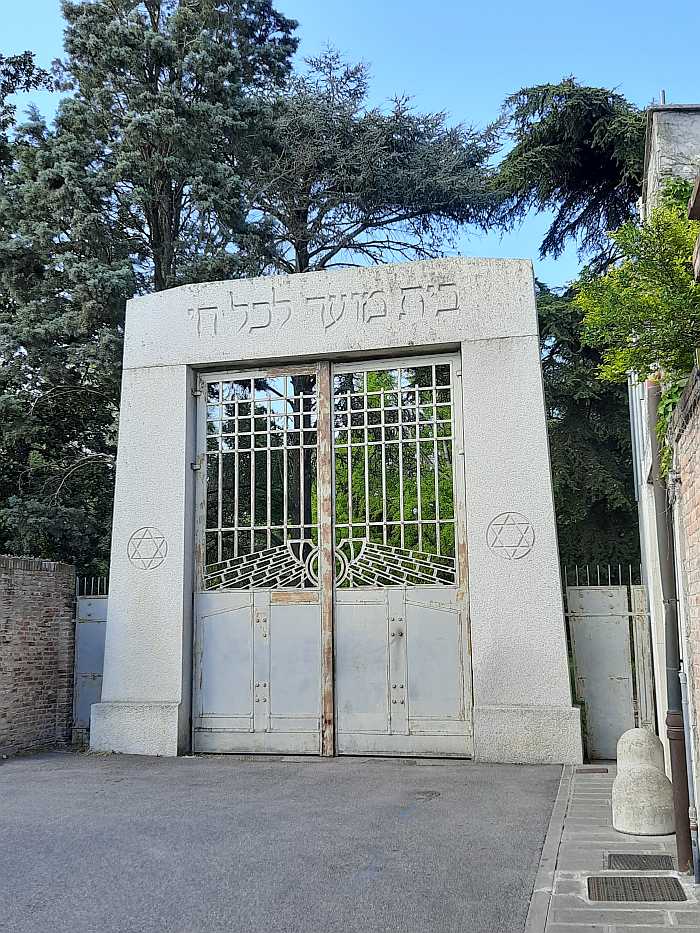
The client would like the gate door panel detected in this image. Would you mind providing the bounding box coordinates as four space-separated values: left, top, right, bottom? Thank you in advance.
332 356 472 757
193 369 322 754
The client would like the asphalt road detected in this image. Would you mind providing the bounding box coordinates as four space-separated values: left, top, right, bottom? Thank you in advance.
0 751 560 933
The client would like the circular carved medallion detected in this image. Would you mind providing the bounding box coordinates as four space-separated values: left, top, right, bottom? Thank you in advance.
127 526 168 570
486 512 535 560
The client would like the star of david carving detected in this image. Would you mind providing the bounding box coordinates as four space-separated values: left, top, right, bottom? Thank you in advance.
127 526 168 570
486 512 535 560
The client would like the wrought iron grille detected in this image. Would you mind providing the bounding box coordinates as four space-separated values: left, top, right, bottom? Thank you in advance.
201 359 459 591
332 361 457 587
204 373 319 589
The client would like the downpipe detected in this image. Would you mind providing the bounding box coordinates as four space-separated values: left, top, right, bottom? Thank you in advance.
679 669 700 882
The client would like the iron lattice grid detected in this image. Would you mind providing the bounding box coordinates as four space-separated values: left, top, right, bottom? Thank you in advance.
201 359 459 590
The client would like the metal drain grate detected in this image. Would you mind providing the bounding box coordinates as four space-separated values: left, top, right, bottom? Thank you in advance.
588 876 686 902
608 853 674 871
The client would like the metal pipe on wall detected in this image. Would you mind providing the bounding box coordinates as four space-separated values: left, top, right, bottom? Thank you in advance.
647 380 693 871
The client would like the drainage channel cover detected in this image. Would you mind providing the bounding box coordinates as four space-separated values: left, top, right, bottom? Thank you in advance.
588 876 686 902
608 853 674 871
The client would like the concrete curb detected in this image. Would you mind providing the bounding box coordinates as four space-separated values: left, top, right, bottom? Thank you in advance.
523 765 573 933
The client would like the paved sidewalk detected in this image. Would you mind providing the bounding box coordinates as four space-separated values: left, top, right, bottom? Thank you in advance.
532 764 700 932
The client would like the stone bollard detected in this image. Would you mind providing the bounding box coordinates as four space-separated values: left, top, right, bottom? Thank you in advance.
616 727 666 773
612 728 674 835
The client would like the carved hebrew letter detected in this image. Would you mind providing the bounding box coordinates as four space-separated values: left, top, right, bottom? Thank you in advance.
363 289 387 322
189 305 219 337
350 291 366 323
271 285 292 328
250 300 272 332
306 294 346 330
436 282 459 315
229 292 250 333
399 286 425 318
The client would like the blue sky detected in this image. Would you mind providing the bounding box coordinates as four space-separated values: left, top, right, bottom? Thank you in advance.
3 0 699 286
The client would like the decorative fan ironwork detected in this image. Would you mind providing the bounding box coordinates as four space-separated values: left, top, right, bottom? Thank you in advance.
204 537 455 590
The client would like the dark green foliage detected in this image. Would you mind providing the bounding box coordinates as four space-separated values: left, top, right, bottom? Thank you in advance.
56 0 298 290
579 179 700 381
497 78 646 270
0 0 298 572
239 51 500 272
0 52 53 168
538 283 639 565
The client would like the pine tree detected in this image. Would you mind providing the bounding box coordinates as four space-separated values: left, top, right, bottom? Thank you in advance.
238 51 500 272
496 79 646 271
0 0 297 571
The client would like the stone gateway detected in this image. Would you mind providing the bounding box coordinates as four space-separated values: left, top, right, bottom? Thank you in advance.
91 257 582 763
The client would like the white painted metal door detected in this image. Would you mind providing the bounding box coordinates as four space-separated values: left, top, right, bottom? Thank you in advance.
193 355 472 756
568 585 636 759
332 356 472 756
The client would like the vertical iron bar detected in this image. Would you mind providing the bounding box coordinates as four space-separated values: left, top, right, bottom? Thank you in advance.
364 394 370 545
381 385 387 546
317 362 335 757
266 400 271 549
433 422 440 556
347 388 352 543
233 423 239 558
398 404 405 549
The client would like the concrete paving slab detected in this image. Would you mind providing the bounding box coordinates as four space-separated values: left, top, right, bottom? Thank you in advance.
0 751 561 933
538 765 699 933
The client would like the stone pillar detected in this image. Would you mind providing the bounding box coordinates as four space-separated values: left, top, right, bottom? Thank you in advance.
90 365 195 755
461 335 582 763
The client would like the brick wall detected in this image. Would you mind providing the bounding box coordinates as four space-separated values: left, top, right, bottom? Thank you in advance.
0 556 75 757
674 369 700 782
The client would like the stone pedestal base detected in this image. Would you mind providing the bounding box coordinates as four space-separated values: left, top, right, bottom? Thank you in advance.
473 705 583 764
90 701 180 756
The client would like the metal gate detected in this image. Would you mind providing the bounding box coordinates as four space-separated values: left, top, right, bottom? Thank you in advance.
566 580 656 760
73 589 107 746
192 354 472 756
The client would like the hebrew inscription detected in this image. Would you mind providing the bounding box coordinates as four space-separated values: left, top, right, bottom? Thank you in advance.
189 280 461 337
230 284 292 334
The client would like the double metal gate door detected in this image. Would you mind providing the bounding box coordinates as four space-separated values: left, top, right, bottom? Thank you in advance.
193 354 472 756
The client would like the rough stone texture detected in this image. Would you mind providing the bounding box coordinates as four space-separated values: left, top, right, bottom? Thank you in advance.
0 751 561 933
90 701 180 756
615 727 666 773
673 367 700 806
92 257 581 761
473 706 583 764
611 765 674 835
0 556 75 756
